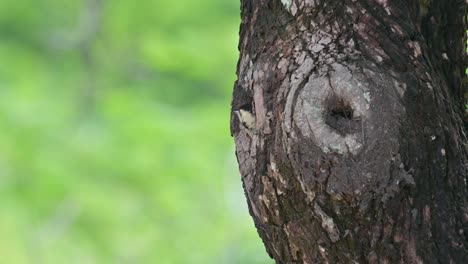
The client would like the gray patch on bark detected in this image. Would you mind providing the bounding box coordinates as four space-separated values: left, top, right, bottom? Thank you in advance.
314 203 341 243
284 57 316 133
253 76 267 131
293 63 370 155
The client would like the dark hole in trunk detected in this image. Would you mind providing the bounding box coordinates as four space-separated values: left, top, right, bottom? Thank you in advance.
330 103 354 120
324 96 361 136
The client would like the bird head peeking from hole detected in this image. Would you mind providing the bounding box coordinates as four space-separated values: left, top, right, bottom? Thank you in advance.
234 103 256 132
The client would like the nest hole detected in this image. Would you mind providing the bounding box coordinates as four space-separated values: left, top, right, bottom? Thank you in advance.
324 96 360 135
330 101 354 120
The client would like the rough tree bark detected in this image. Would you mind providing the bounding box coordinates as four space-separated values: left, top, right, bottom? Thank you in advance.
230 0 468 263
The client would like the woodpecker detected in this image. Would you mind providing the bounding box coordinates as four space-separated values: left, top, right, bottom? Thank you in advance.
234 104 256 132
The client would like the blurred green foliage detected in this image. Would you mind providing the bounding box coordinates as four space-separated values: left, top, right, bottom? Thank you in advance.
0 0 271 263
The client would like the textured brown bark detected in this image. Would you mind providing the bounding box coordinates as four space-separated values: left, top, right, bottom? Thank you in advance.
230 0 468 263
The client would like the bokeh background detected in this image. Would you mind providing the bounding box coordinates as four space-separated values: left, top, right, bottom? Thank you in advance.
0 0 272 263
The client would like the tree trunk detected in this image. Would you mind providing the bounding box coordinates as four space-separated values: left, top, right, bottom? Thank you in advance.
230 0 468 263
